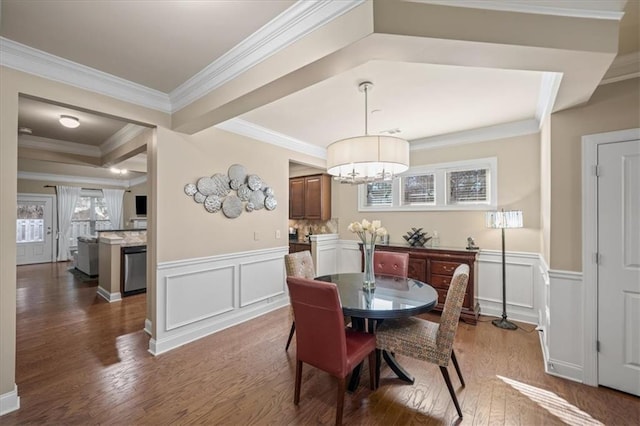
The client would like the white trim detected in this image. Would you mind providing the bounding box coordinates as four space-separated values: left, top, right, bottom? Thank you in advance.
414 1 625 20
96 286 122 303
169 0 365 112
216 118 326 159
18 134 101 157
410 119 539 151
581 127 640 387
158 246 287 270
17 171 138 188
0 37 171 113
144 318 152 336
0 384 20 415
535 72 563 124
545 358 584 383
100 124 148 156
128 175 147 187
600 52 640 86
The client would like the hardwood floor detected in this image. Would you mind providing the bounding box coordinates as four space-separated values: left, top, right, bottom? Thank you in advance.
4 262 639 425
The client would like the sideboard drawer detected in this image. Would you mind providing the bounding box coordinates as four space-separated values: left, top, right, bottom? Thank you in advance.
431 260 459 276
430 274 452 289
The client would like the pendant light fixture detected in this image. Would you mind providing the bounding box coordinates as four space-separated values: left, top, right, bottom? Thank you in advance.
326 81 409 184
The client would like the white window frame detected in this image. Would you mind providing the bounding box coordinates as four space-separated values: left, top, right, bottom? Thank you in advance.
358 157 498 212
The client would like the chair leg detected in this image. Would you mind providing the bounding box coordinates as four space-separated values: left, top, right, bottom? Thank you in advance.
336 377 346 426
294 360 303 405
285 322 295 351
451 349 465 386
440 366 463 418
368 351 376 390
375 349 382 388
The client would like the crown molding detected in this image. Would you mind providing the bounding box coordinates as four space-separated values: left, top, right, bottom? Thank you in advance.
600 52 640 85
17 171 136 188
414 1 625 20
100 124 148 155
18 134 101 157
216 118 326 159
169 0 365 112
128 175 147 187
0 37 172 113
536 71 563 124
410 118 539 151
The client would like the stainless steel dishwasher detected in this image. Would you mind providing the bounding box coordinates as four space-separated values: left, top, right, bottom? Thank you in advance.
121 245 147 296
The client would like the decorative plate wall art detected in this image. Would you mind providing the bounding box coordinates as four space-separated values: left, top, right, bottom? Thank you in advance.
183 164 277 218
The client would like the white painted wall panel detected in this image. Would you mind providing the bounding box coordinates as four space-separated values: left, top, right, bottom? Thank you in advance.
165 266 234 331
240 257 285 307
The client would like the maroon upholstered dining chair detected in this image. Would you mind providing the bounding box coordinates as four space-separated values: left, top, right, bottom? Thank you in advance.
286 276 377 425
284 251 315 351
373 251 409 278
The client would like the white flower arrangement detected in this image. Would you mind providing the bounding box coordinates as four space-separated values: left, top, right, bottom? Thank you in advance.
348 219 387 250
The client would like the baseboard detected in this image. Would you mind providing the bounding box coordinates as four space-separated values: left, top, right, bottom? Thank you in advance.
0 384 20 416
476 303 539 325
149 299 288 355
96 286 122 303
144 318 152 336
544 358 583 383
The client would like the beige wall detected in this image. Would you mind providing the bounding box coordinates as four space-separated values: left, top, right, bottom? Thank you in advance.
155 126 323 262
549 78 640 271
123 181 148 228
0 65 169 397
333 132 542 253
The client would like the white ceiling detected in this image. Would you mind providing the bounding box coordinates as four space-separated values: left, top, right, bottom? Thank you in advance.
2 0 637 182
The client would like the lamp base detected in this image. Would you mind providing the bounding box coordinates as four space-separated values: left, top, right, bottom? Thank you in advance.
492 318 517 330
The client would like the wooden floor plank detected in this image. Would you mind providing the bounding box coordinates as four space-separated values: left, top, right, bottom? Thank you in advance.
2 262 639 425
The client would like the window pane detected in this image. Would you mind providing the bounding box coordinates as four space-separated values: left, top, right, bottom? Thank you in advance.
17 203 45 243
365 182 392 206
402 174 435 205
72 197 91 220
94 197 110 221
448 169 488 203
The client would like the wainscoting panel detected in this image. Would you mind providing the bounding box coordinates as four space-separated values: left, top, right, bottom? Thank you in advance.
546 269 584 382
311 234 340 277
239 257 285 307
336 239 361 273
165 265 235 331
151 246 289 355
476 250 541 324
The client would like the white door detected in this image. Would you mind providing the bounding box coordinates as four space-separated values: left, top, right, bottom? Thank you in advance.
597 139 640 396
16 194 55 265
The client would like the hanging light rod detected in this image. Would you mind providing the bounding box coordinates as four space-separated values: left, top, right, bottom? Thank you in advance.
326 81 410 185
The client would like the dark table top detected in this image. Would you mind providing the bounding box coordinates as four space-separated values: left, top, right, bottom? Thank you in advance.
316 272 438 320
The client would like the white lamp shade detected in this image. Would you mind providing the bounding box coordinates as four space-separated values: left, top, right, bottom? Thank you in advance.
326 135 410 178
486 210 523 229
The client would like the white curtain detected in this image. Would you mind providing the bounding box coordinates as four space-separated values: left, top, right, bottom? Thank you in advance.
102 188 124 230
56 185 81 261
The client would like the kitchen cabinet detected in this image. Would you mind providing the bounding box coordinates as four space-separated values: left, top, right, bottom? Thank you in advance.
289 174 331 220
361 244 479 324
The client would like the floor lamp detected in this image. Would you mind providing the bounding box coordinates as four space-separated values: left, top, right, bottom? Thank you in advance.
486 209 523 330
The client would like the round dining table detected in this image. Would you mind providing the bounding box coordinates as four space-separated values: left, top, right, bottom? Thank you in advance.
316 272 438 391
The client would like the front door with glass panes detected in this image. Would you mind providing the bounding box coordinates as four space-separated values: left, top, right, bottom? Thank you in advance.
17 194 55 265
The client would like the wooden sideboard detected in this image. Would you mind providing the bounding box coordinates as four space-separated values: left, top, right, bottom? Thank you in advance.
361 244 479 324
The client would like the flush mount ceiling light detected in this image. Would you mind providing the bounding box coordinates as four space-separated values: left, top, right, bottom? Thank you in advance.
59 115 80 128
110 167 128 175
326 81 410 185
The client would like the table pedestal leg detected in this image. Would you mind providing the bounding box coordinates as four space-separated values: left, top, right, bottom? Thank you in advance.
382 351 415 384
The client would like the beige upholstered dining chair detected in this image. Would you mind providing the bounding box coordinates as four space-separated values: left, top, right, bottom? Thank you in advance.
284 250 315 351
374 264 470 418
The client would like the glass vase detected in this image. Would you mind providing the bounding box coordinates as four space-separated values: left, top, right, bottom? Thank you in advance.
363 246 375 289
